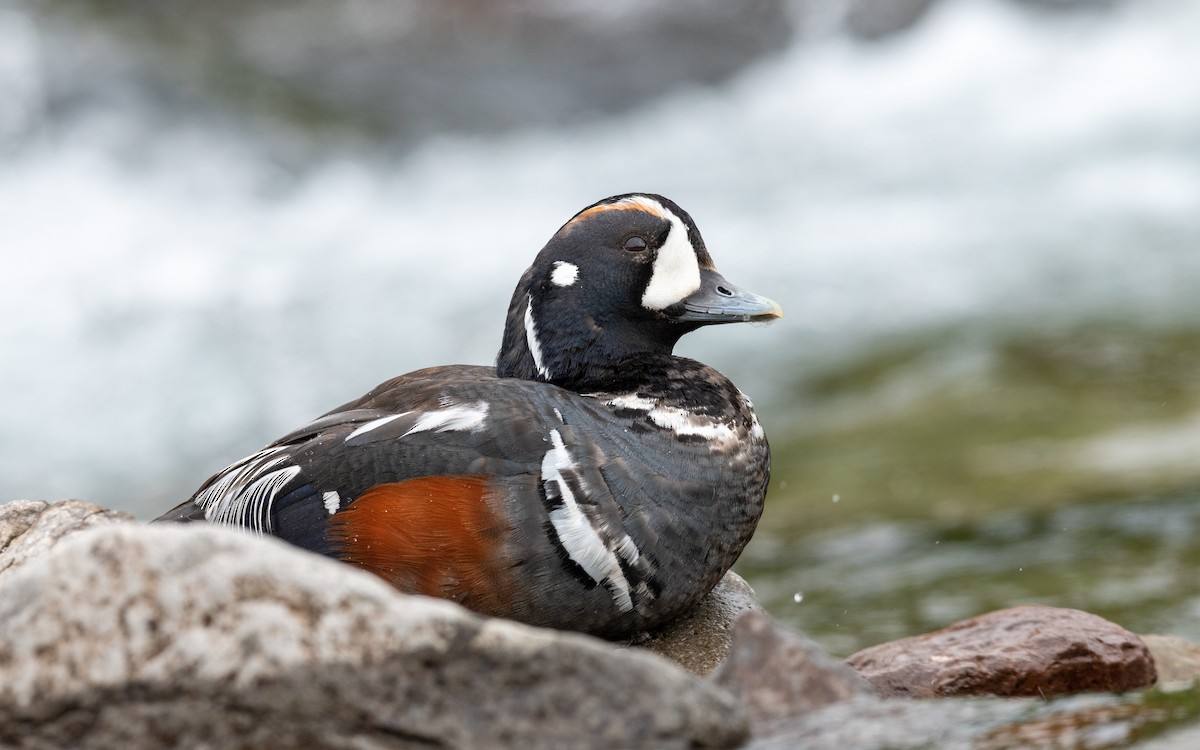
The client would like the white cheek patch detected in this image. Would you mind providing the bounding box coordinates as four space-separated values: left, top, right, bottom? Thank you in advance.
551 261 579 287
641 206 701 311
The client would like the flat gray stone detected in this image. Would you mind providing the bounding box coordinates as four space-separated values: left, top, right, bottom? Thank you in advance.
636 570 764 676
0 523 746 750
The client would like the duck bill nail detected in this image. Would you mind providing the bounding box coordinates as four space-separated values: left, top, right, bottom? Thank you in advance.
674 269 784 324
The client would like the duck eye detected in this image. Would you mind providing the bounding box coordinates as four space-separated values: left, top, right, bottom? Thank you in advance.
623 236 647 252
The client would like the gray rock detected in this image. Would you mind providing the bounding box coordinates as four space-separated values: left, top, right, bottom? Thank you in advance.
636 570 764 676
0 499 134 579
713 611 876 731
0 523 746 750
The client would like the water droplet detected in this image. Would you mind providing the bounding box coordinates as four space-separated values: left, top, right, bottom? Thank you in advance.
793 592 804 603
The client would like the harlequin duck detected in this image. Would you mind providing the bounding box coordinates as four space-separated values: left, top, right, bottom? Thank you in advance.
157 193 782 639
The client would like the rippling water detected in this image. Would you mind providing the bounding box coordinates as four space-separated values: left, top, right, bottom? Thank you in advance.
743 491 1200 656
2 0 1198 520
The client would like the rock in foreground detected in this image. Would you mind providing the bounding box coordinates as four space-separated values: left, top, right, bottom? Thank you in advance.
0 499 134 580
846 605 1157 698
0 523 745 750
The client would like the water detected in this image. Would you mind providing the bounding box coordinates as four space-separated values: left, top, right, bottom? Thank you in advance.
741 491 1200 656
2 2 1199 664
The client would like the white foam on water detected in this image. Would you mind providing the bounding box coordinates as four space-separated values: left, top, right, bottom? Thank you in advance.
1 0 1198 511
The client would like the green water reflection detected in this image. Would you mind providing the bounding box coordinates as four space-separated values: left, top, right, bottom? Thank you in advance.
740 492 1200 657
738 323 1200 658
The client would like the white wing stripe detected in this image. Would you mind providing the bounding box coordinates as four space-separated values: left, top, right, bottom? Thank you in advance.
239 466 301 534
199 400 494 532
344 402 490 444
345 414 409 442
541 429 636 613
403 402 489 436
198 447 286 516
198 446 299 533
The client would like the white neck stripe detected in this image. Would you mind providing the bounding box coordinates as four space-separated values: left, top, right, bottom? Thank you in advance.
524 295 551 379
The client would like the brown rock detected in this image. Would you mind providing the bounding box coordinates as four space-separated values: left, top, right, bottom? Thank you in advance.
713 611 877 730
846 605 1157 698
0 499 134 579
636 570 764 676
1142 634 1200 685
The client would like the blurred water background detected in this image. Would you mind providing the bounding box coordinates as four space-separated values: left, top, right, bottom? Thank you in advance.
2 0 1199 656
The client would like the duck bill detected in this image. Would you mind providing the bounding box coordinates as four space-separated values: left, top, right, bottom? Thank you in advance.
672 268 783 324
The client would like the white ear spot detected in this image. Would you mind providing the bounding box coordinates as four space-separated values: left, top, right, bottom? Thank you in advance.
641 204 701 310
551 261 579 287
